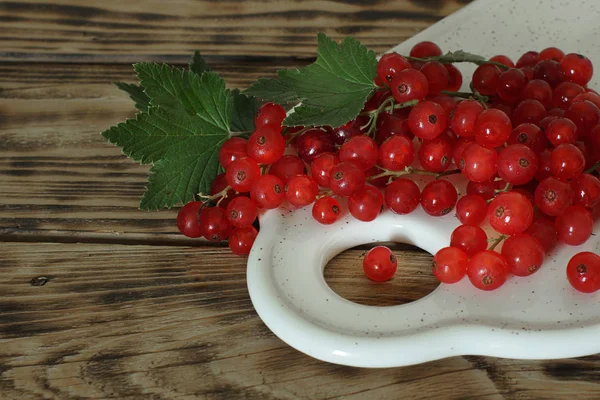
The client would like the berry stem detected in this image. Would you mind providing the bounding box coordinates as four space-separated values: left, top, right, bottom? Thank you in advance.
495 182 513 194
488 235 508 251
584 160 600 174
198 185 232 206
367 166 461 182
365 96 395 137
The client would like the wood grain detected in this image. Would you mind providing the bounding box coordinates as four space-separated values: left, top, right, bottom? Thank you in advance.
0 0 468 63
1 242 599 399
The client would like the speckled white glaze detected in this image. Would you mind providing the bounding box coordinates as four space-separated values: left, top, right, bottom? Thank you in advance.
247 0 600 367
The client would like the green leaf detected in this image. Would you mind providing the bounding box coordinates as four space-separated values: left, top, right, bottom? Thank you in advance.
230 89 259 134
245 33 377 128
115 82 151 112
102 68 232 210
190 50 211 76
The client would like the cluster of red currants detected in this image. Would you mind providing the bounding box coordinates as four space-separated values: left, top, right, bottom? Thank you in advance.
177 40 600 292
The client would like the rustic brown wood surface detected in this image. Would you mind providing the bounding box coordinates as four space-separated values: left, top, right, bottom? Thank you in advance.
1 0 599 399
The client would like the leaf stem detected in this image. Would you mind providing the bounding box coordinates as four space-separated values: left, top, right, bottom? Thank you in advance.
488 235 508 251
584 161 600 174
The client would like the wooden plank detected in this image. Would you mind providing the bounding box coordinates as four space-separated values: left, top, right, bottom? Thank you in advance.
0 0 469 63
1 242 599 399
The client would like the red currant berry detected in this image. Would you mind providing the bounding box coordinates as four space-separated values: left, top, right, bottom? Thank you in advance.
566 252 600 293
363 246 398 282
472 64 501 96
559 53 594 86
445 64 463 92
226 157 261 193
490 55 515 68
312 196 341 225
549 143 585 180
285 174 318 208
430 94 457 118
339 136 379 171
226 196 258 228
420 61 449 94
497 68 527 102
418 135 453 173
310 152 339 188
248 126 285 165
516 51 540 68
571 174 600 208
250 174 285 209
501 233 545 276
450 224 488 256
254 102 286 130
461 143 498 183
552 81 585 110
565 100 600 139
467 250 509 291
474 108 512 148
519 66 535 80
269 155 306 183
377 52 411 84
384 178 421 214
488 191 534 235
420 179 458 216
540 47 565 62
332 119 362 145
526 214 558 253
466 180 495 201
497 144 538 185
391 69 429 103
329 162 365 196
348 185 384 222
522 79 553 109
452 137 475 167
219 137 248 169
364 90 392 111
375 113 412 144
295 128 336 163
433 246 468 284
573 91 600 109
512 99 547 126
534 176 573 216
535 150 553 181
409 41 442 58
228 226 258 256
177 201 204 238
199 206 232 241
408 100 448 140
533 60 564 87
378 135 415 171
451 99 484 138
556 205 593 246
456 194 488 226
545 117 578 146
508 123 546 154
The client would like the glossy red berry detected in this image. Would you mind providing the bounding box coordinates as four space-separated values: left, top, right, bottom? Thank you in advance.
199 206 232 242
379 135 415 171
363 246 398 282
522 79 553 109
452 137 475 168
450 224 488 256
445 64 463 92
516 51 539 68
339 136 379 171
539 47 565 62
497 144 538 185
566 252 600 293
285 174 318 208
559 53 594 86
545 118 578 146
310 152 339 188
467 250 509 291
490 55 515 68
450 100 484 138
375 113 412 144
329 162 365 196
497 68 527 102
312 196 341 225
512 99 547 126
228 226 258 256
565 100 600 139
508 123 546 154
348 185 384 222
420 61 449 94
526 214 558 253
432 247 468 284
332 119 362 145
418 135 453 173
501 233 545 277
474 108 512 148
573 91 600 109
226 196 258 228
420 179 458 216
534 176 573 217
533 60 564 87
549 143 585 180
456 194 488 226
219 137 248 169
269 155 306 183
226 157 261 192
248 126 285 164
391 69 429 103
254 102 286 129
461 143 498 183
250 174 285 209
177 201 204 238
471 64 501 96
409 41 442 58
571 174 600 208
408 100 448 140
488 191 534 235
556 205 593 246
552 81 585 110
377 52 411 84
384 178 421 214
466 180 495 201
295 128 336 163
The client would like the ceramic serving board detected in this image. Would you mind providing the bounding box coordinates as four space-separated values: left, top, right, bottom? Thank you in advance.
246 0 600 368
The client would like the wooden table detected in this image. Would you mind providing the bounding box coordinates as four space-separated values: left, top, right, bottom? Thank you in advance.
1 1 599 398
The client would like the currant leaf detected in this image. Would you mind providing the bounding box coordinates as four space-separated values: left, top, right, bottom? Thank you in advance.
190 50 212 76
115 82 151 112
231 89 259 134
245 33 377 128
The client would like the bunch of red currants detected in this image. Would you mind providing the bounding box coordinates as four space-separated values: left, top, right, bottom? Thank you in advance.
177 40 600 293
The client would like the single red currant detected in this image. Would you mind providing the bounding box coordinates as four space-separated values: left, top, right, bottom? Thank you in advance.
450 100 484 138
497 144 539 185
226 196 258 228
488 191 534 235
228 226 258 256
565 100 600 139
408 100 448 140
516 51 540 68
433 247 468 284
533 60 564 87
339 136 379 171
420 61 449 94
332 119 362 145
556 205 593 246
552 81 585 110
247 126 285 164
285 174 319 208
445 64 463 92
490 54 515 68
539 47 565 62
329 162 366 196
559 53 594 86
501 233 545 276
534 176 573 216
472 64 501 96
418 135 453 173
573 91 600 109
219 137 248 169
384 178 421 214
379 135 415 171
250 174 286 209
456 194 488 226
497 68 527 102
508 123 546 154
295 128 336 163
409 41 442 58
375 113 413 144
377 52 411 84
363 246 398 282
312 196 341 225
226 157 261 192
461 143 498 183
566 252 600 293
450 224 488 256
199 206 232 241
512 99 546 126
177 201 204 238
254 102 286 129
348 185 384 222
269 155 306 183
545 118 578 146
549 143 585 180
571 174 600 208
522 79 553 109
474 108 512 148
526 214 558 253
420 179 458 216
310 152 339 188
391 69 429 103
467 250 509 291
